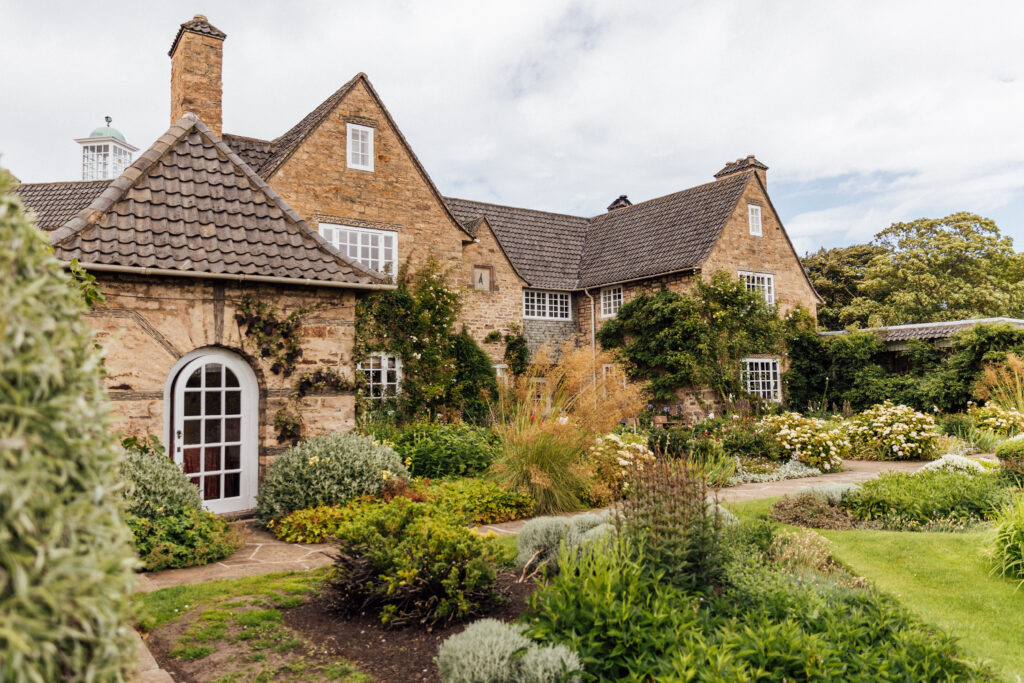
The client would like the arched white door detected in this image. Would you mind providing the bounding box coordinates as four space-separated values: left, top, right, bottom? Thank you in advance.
168 349 259 514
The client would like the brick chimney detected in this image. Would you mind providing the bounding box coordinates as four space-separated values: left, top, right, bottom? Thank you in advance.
713 155 768 187
169 15 226 137
607 194 632 212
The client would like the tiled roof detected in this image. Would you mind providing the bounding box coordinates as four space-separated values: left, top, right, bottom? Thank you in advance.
221 134 275 171
169 15 226 56
15 180 110 229
578 174 749 288
446 198 590 290
714 155 768 179
446 172 749 290
48 114 386 288
821 318 1024 343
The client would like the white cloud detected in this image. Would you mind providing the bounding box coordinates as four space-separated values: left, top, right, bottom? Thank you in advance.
4 0 1024 250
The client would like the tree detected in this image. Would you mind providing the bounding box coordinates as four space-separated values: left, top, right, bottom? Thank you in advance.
853 213 1024 326
801 244 886 330
0 170 136 679
597 272 786 402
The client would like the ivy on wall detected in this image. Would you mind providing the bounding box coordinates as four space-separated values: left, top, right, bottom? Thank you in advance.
597 272 798 402
355 256 497 423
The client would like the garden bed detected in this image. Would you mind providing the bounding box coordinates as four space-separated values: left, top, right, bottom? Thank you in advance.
139 568 536 683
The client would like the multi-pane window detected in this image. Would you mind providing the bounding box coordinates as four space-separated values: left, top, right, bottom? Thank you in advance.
493 364 508 382
357 354 402 399
738 271 775 306
82 144 110 180
523 290 571 320
81 142 134 181
600 286 623 318
741 358 781 402
319 224 396 275
347 123 374 171
748 204 763 236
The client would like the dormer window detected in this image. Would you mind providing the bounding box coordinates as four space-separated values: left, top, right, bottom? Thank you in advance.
748 204 762 236
75 117 138 181
347 123 374 171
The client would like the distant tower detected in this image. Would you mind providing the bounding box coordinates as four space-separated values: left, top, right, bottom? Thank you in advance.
74 116 138 180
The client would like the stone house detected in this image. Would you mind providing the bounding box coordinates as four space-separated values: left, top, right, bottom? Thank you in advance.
13 15 819 513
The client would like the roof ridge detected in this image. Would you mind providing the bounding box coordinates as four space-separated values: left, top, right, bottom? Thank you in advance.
445 196 589 221
17 179 112 188
221 132 274 145
586 174 748 220
51 114 385 285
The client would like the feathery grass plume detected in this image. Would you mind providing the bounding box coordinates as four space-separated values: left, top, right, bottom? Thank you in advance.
0 170 137 680
976 352 1024 413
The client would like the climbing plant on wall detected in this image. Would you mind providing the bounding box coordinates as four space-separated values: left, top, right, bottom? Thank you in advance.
355 256 497 423
597 272 792 402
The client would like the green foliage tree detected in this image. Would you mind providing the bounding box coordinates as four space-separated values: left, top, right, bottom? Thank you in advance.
597 272 786 402
801 244 886 330
355 256 496 423
813 213 1024 328
0 170 136 679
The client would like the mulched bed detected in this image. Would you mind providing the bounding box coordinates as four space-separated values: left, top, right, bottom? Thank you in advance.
285 570 537 682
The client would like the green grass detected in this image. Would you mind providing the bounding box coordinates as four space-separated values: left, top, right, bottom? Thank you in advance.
135 569 326 631
821 528 1024 680
725 496 1024 680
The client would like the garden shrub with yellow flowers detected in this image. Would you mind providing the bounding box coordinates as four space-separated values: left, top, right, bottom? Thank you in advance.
966 401 1024 437
586 432 655 504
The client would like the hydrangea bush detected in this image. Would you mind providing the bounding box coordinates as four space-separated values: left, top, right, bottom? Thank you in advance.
759 412 848 471
967 401 1024 436
847 402 940 460
918 453 989 476
256 432 409 525
587 432 655 504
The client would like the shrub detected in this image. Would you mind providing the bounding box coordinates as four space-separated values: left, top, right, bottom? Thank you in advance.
918 453 989 475
255 433 408 525
426 478 535 525
729 457 823 485
770 493 858 530
990 494 1024 584
370 420 500 479
796 482 862 505
847 402 941 460
585 432 654 504
975 352 1024 413
435 619 581 683
0 173 136 679
842 470 1009 528
324 498 499 627
968 401 1024 436
121 446 202 519
127 508 239 571
270 504 354 543
995 437 1024 482
516 517 570 571
620 458 725 593
770 528 835 574
759 412 848 470
491 427 591 515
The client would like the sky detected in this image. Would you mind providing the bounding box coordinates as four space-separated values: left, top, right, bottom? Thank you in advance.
3 0 1024 255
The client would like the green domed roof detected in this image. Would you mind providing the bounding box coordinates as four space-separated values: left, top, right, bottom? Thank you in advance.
88 116 126 142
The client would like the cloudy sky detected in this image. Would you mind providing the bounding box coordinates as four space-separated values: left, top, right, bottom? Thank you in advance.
3 0 1024 254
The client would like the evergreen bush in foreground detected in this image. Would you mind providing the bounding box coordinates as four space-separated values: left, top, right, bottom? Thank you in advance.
0 171 136 680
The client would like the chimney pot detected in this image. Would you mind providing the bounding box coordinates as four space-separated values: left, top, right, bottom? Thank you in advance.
607 194 632 212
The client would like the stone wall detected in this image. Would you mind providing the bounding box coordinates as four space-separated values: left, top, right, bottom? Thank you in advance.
460 218 529 362
89 272 357 478
702 174 820 317
267 78 468 278
524 315 578 356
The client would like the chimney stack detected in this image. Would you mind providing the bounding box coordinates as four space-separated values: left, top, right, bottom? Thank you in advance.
713 154 768 187
169 15 226 137
607 194 632 212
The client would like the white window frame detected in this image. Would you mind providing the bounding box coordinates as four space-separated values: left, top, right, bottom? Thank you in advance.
357 353 402 399
347 123 374 171
600 286 623 318
748 204 762 236
523 290 571 320
738 271 775 306
318 223 397 275
741 357 781 402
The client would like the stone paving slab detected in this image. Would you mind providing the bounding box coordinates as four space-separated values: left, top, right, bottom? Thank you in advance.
135 525 333 593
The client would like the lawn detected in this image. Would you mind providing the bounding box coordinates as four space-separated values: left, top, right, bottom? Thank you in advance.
726 497 1024 680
